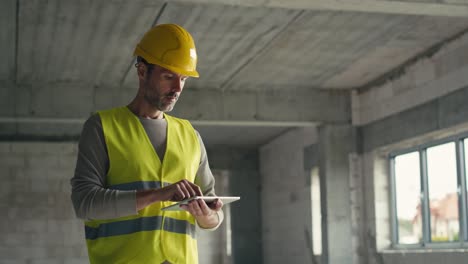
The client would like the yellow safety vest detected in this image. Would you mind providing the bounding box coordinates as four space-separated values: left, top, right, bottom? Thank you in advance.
84 106 201 264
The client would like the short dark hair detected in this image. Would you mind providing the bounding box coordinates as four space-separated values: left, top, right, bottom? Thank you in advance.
136 56 155 74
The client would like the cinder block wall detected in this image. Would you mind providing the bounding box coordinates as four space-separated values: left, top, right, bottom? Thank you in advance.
0 142 88 264
207 147 262 264
353 32 468 127
0 142 253 264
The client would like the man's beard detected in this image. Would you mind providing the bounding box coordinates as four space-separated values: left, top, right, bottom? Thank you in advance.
144 90 178 112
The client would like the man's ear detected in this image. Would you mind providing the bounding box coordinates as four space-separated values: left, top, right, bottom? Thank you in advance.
136 63 147 80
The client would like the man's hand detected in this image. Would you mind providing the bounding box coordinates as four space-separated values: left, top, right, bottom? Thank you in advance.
136 180 202 210
157 179 203 201
181 198 223 229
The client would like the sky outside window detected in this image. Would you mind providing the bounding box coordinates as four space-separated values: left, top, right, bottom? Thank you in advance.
465 139 468 241
394 151 421 244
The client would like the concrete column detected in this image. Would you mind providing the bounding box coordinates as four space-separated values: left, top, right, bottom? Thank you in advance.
318 124 355 264
259 127 317 264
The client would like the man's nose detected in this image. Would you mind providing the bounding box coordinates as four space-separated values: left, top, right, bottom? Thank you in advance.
172 79 183 92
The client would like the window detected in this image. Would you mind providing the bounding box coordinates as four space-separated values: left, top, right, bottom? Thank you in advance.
391 136 468 247
311 167 322 255
465 139 468 242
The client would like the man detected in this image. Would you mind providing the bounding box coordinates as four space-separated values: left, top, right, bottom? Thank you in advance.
71 24 223 264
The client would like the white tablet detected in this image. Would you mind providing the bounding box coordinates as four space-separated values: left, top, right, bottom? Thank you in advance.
161 196 240 211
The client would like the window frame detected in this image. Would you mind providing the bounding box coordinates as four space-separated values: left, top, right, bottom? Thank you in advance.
389 133 468 249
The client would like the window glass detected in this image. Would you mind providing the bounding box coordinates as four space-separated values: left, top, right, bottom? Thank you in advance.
465 139 468 241
394 152 422 244
311 167 322 255
427 142 459 242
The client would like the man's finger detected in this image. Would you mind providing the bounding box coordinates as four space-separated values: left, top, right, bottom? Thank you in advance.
186 181 202 196
208 199 223 211
179 182 192 199
183 181 198 197
188 199 203 216
175 184 186 200
197 199 213 216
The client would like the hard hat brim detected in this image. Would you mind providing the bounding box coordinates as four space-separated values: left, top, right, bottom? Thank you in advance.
134 46 199 78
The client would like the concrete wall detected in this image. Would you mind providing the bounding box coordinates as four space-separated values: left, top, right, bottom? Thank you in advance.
353 31 468 126
361 85 468 152
0 142 87 264
259 127 317 264
349 28 468 264
360 125 468 264
197 170 231 264
318 125 360 264
207 147 262 264
381 251 468 264
0 141 257 264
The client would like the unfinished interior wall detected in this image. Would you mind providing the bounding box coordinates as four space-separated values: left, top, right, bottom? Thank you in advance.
0 141 257 264
353 31 468 127
206 147 262 264
197 170 231 264
349 28 468 264
0 142 87 264
259 127 317 264
318 125 359 264
361 110 468 263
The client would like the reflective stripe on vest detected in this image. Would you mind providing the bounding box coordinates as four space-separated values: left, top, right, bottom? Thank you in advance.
85 216 196 240
84 106 201 264
109 181 172 191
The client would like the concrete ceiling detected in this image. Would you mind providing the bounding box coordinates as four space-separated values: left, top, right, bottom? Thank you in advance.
2 0 468 146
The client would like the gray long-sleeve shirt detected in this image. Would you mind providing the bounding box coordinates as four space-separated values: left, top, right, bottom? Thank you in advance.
70 112 223 227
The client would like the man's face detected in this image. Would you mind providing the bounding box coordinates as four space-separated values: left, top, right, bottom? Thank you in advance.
141 64 188 112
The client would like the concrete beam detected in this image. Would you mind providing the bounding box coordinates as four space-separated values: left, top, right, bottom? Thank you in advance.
0 84 350 139
175 0 468 17
172 88 350 124
353 30 468 126
360 84 468 152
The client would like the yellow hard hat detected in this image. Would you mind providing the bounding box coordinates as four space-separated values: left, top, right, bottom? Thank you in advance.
134 24 199 78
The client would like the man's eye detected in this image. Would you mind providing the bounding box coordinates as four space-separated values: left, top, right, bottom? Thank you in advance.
163 74 174 80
